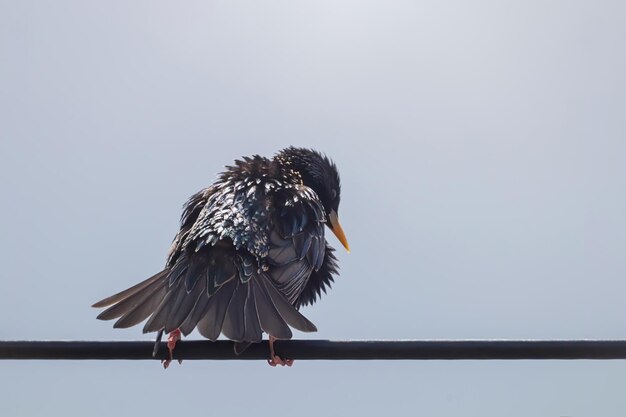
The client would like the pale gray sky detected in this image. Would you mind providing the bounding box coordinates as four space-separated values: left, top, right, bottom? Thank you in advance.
1 1 626 416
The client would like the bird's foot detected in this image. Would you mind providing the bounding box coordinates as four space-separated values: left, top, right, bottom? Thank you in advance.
267 336 294 367
268 356 294 367
162 328 182 369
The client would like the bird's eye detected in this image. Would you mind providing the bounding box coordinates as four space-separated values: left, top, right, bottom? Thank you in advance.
331 189 337 200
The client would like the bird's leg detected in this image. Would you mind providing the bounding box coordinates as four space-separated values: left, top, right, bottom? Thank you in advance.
161 328 182 369
267 336 294 367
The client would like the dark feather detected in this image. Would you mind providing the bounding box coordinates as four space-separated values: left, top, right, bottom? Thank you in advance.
183 260 204 292
259 274 317 333
96 271 167 321
92 270 166 308
252 277 292 339
178 289 212 336
306 236 321 269
168 256 189 287
211 260 237 288
113 282 168 328
221 281 248 341
142 286 180 333
296 244 339 308
164 271 206 332
293 232 312 259
268 233 298 265
196 279 237 341
243 282 263 343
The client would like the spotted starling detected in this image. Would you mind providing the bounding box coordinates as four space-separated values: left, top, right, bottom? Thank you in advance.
93 147 349 366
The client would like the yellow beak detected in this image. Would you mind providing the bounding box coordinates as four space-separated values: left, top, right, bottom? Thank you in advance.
328 210 350 253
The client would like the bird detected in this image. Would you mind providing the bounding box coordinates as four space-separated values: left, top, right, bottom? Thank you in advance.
92 147 349 367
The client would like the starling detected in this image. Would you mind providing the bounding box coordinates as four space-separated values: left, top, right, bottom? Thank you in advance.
93 147 349 367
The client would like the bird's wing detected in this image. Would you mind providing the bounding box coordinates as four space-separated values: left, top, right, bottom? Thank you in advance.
184 178 276 259
265 183 330 304
166 186 215 267
94 179 321 344
295 244 339 308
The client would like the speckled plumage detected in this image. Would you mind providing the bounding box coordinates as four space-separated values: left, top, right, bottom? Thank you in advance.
93 147 346 352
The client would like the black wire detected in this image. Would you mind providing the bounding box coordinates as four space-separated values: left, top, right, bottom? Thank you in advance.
3 340 626 360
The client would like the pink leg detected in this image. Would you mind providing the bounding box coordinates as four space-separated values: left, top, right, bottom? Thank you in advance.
162 328 182 369
267 336 294 367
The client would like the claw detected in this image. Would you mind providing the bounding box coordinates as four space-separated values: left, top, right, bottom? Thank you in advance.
268 356 294 367
267 336 294 367
162 328 182 369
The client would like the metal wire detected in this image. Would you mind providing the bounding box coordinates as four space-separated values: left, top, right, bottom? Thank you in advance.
3 340 626 361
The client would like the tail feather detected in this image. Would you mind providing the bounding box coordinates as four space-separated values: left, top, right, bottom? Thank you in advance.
96 270 168 321
178 290 212 336
93 250 318 346
114 283 168 329
142 285 179 333
164 275 205 333
92 271 166 308
260 273 317 333
252 276 292 339
243 283 263 342
196 279 237 340
222 281 249 342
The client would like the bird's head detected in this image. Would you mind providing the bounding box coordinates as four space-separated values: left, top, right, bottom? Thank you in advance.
276 147 350 252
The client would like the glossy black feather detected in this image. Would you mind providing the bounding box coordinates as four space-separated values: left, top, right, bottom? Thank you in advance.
92 270 166 308
296 244 339 308
196 279 237 341
243 284 263 342
221 280 248 341
97 272 166 321
164 273 205 332
252 277 293 339
113 280 169 328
